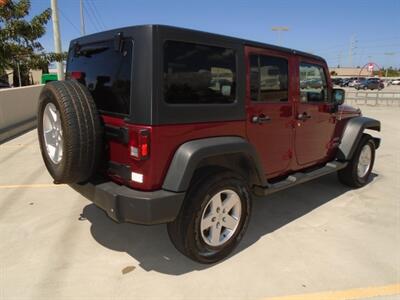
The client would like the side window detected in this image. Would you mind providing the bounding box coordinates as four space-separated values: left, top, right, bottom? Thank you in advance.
249 54 288 102
299 63 328 103
164 41 236 104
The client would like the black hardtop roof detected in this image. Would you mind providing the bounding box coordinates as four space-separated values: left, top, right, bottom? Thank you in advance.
70 24 325 62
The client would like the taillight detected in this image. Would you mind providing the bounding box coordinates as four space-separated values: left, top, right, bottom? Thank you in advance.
129 129 150 160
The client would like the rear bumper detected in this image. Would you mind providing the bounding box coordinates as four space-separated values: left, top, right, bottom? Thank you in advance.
70 181 185 225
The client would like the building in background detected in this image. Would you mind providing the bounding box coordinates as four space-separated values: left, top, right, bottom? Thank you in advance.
329 67 371 77
5 69 42 86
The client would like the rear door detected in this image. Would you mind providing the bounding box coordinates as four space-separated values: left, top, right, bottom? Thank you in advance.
66 38 134 182
245 46 294 178
294 58 336 166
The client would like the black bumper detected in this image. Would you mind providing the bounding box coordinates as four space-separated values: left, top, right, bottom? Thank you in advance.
70 181 185 225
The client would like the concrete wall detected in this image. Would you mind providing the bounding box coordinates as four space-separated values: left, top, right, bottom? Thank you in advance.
0 85 43 143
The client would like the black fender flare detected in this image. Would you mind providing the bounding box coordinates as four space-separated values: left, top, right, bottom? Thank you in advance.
162 136 266 192
337 116 381 161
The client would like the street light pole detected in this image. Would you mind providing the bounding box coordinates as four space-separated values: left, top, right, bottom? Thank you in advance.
50 0 64 80
271 26 289 46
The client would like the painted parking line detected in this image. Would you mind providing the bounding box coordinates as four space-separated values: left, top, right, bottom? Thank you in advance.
0 183 64 189
265 283 400 300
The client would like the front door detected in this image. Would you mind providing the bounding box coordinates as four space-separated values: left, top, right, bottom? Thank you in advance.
245 46 294 178
294 59 336 166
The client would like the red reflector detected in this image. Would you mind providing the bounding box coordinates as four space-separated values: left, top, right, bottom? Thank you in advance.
71 71 83 80
141 143 148 157
138 130 150 159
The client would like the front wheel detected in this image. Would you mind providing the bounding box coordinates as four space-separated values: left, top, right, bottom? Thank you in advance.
338 135 376 188
167 171 251 264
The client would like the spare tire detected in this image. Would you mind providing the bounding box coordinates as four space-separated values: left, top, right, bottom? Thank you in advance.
37 80 103 184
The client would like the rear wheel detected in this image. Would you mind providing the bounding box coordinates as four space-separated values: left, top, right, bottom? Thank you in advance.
338 135 375 188
38 80 103 184
167 171 251 263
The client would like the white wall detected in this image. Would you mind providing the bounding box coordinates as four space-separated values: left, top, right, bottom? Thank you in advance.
0 85 43 143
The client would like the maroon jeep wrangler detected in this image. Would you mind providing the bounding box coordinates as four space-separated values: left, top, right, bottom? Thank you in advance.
37 25 380 263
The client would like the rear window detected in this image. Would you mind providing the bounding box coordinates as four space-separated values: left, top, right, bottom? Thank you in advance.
66 39 133 115
163 41 236 104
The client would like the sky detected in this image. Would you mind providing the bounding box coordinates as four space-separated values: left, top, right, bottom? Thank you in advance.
30 0 400 68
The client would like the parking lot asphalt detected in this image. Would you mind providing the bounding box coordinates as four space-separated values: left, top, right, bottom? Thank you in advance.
0 106 399 300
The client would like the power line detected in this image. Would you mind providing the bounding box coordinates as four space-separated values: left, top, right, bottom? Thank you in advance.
92 1 107 29
86 0 103 31
87 0 106 30
357 43 400 49
58 8 80 34
311 36 400 54
326 51 399 60
356 36 400 45
83 2 100 32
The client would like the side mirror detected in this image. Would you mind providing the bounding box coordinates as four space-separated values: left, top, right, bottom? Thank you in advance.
332 88 345 105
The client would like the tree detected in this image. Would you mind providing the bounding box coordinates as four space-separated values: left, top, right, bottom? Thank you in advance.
0 0 66 86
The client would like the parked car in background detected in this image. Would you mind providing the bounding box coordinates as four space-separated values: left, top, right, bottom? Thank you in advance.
389 78 400 85
348 77 366 87
0 79 11 89
332 78 343 85
355 78 384 90
340 78 352 87
346 77 356 87
300 78 324 89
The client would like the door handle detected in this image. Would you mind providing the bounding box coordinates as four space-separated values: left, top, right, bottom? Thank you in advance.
297 112 311 121
252 114 271 124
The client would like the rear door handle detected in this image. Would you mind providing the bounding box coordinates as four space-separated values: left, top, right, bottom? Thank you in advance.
297 112 311 121
252 114 271 124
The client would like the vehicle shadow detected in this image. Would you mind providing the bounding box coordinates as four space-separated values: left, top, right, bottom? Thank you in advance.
81 172 378 275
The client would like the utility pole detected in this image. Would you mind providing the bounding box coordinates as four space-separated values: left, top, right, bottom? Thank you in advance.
384 52 396 78
16 60 21 87
348 34 357 68
50 0 64 80
272 26 289 46
80 0 86 36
